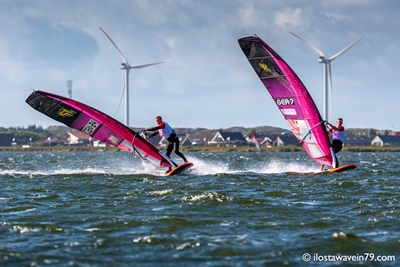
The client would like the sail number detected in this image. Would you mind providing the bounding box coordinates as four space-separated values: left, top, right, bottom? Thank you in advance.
276 98 294 105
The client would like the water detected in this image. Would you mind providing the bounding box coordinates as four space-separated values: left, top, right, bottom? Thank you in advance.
0 151 399 266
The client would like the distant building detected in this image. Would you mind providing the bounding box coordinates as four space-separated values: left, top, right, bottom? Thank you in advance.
209 131 247 145
371 135 400 146
93 140 106 147
146 135 162 147
184 134 215 146
180 134 192 146
158 135 179 147
34 137 58 146
67 132 109 147
344 137 373 146
0 134 15 146
160 134 197 147
273 135 300 146
158 133 222 147
248 136 275 149
259 136 276 147
68 131 93 146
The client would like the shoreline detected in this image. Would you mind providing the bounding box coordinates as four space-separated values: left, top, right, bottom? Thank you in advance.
1 145 400 153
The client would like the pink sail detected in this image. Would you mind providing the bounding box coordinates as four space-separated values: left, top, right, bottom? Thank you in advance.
252 135 261 151
238 35 333 166
26 90 173 168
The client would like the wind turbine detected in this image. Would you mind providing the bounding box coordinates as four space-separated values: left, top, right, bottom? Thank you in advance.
290 32 364 122
99 27 170 127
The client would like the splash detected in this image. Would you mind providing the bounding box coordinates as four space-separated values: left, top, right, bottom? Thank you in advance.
0 153 322 177
0 156 146 177
184 156 230 175
140 155 233 176
250 160 320 174
184 155 320 175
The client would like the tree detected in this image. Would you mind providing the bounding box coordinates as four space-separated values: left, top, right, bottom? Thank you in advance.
247 129 257 137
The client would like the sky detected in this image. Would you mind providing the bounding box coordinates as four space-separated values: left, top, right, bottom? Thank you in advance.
1 0 399 131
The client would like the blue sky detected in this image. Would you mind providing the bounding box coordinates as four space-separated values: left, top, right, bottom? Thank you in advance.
1 0 399 131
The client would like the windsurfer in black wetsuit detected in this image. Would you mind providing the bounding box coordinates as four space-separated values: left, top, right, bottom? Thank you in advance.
321 118 345 170
143 116 188 172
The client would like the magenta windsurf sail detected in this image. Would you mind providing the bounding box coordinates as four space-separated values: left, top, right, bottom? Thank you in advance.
238 35 335 167
252 135 261 151
25 89 173 169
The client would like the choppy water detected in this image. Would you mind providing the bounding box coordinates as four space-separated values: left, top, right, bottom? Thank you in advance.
0 151 399 266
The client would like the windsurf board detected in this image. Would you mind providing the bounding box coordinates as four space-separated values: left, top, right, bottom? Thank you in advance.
165 162 193 176
325 164 357 173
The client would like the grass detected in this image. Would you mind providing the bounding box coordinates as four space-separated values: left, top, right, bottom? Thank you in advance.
1 145 400 153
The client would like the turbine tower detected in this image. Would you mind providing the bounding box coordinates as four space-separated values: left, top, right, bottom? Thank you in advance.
66 80 72 98
290 32 364 122
99 27 170 127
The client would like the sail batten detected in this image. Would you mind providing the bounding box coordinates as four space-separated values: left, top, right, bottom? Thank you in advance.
238 35 333 166
26 89 173 169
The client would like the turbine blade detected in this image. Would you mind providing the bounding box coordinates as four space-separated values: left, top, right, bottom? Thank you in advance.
115 78 126 115
130 60 171 69
290 32 326 57
330 35 365 60
99 27 129 65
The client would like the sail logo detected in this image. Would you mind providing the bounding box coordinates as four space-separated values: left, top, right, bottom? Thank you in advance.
109 135 119 144
281 108 297 115
276 98 294 105
82 119 98 135
57 108 76 117
259 63 271 72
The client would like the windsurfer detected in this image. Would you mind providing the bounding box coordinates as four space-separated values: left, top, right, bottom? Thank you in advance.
321 118 345 170
144 116 188 173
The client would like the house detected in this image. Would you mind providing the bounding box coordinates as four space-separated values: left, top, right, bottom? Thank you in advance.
371 135 400 146
273 135 300 146
179 135 192 146
185 134 215 146
34 137 59 146
68 131 93 146
159 134 216 147
68 132 107 147
209 131 247 145
146 135 163 147
260 136 275 147
58 138 70 145
0 134 15 146
247 135 275 150
344 137 373 146
93 140 107 147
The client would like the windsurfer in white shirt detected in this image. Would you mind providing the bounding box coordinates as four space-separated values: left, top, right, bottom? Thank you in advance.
321 118 345 170
144 116 188 172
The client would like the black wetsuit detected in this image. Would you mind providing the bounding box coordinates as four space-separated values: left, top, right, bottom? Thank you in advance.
147 124 187 166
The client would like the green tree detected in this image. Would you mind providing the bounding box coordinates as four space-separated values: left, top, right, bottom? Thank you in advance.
6 126 48 144
247 129 257 137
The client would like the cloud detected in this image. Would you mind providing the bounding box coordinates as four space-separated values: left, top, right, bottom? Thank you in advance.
274 8 304 29
1 0 400 131
238 5 259 28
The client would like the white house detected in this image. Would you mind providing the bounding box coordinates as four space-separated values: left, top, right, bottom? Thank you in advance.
68 131 92 146
371 135 400 146
209 131 247 145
